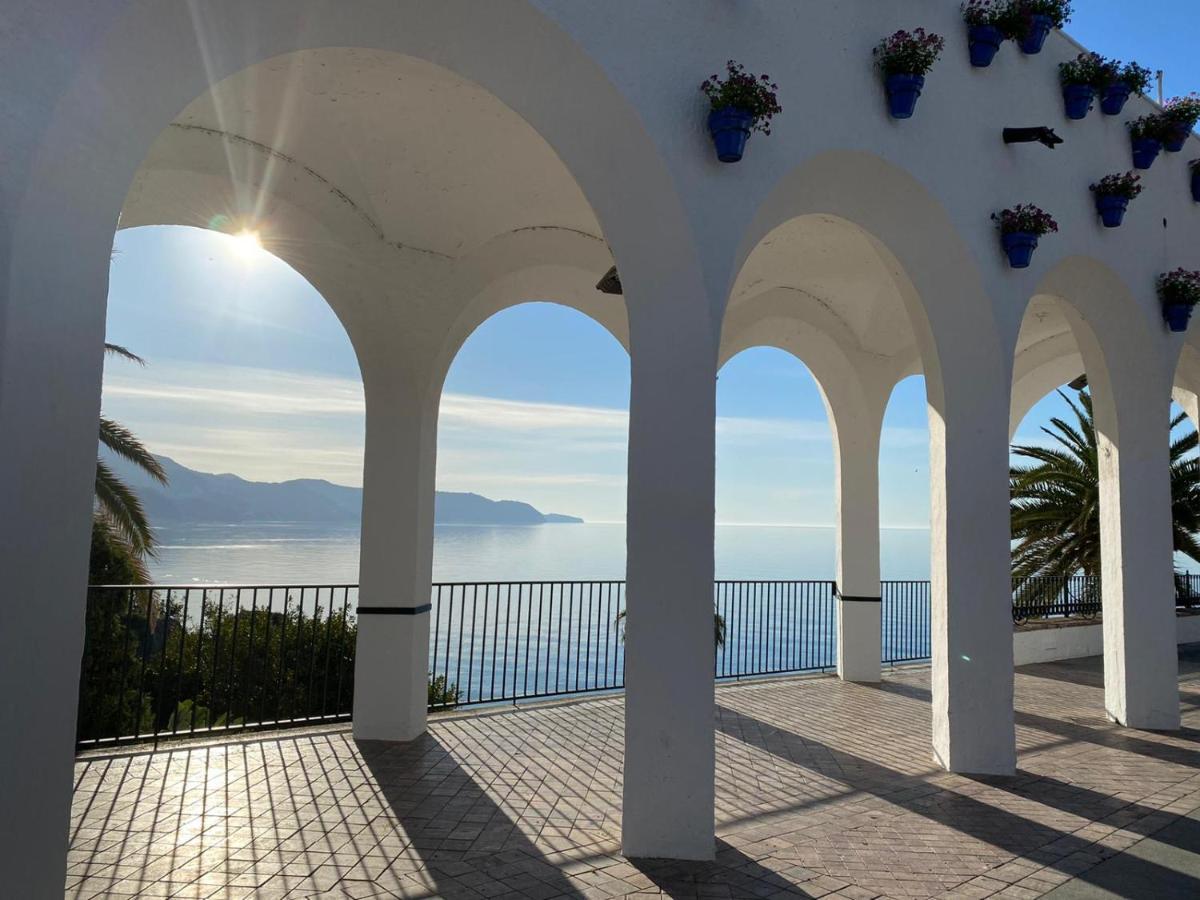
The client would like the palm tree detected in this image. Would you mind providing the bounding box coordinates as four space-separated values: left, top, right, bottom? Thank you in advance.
1010 388 1200 580
92 344 167 581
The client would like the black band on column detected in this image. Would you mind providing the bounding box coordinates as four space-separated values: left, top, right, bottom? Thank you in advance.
357 604 432 615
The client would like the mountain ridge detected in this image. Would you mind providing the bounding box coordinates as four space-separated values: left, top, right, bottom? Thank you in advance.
104 452 583 526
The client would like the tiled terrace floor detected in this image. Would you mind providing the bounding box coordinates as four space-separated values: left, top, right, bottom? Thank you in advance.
70 648 1200 899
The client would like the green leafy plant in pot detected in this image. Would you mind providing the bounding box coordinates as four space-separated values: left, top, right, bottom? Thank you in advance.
1159 269 1200 332
1162 94 1200 153
701 61 782 163
1089 172 1142 228
993 204 1058 269
873 28 946 120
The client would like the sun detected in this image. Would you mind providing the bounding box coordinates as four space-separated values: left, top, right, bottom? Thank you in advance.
231 228 264 260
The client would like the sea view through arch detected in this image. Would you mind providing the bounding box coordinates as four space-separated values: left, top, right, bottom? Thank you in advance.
146 521 933 585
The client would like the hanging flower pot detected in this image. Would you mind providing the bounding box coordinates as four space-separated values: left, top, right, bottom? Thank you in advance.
1098 61 1151 116
1019 14 1053 53
1190 161 1200 203
961 2 1008 67
884 75 926 119
967 25 1004 67
994 204 1058 269
1058 54 1102 120
1131 138 1163 170
1095 195 1129 228
1163 95 1200 153
1090 173 1142 229
1001 232 1039 268
1158 269 1200 333
1062 84 1095 120
1100 83 1131 117
874 29 945 121
700 62 781 164
1006 1 1073 55
707 108 753 163
1129 116 1167 170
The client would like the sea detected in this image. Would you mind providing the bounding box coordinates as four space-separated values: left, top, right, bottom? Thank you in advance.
142 523 933 698
147 522 932 585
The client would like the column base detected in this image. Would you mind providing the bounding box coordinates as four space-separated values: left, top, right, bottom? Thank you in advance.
352 607 430 742
837 596 882 683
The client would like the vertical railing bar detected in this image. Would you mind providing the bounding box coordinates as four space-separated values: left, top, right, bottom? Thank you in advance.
132 588 157 741
335 588 350 717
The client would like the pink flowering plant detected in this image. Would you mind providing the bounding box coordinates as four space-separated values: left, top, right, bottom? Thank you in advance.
1158 269 1200 307
874 29 946 78
1109 60 1153 94
960 0 1008 27
1090 172 1143 200
1165 94 1200 127
1007 0 1073 28
1128 114 1172 142
1059 52 1106 87
700 61 782 135
993 204 1059 236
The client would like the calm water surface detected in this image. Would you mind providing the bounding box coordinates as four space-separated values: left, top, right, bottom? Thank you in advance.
147 522 932 584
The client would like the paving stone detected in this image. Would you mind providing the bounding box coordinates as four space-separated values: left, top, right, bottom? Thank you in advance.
66 652 1200 899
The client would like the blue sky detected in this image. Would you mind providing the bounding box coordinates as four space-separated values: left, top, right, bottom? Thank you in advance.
102 7 1197 526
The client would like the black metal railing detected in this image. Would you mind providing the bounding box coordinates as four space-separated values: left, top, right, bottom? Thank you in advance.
1012 575 1101 622
715 580 837 678
1176 573 1200 610
78 585 357 750
428 581 626 709
881 581 932 664
78 573 1196 748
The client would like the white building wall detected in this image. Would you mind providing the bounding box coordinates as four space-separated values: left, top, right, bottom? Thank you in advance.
1013 617 1200 666
2 0 1198 885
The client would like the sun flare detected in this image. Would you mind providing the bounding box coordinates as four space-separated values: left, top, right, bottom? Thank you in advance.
231 228 264 260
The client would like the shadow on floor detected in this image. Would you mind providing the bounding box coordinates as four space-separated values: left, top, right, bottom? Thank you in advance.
1043 809 1200 899
629 839 824 899
359 734 586 898
715 702 1200 895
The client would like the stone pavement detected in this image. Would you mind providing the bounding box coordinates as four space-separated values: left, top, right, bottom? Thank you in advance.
68 647 1200 899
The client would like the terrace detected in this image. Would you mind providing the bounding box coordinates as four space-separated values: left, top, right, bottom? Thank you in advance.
8 3 1200 892
69 646 1200 899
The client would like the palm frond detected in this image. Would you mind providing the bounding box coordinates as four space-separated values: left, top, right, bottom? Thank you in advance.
99 417 167 484
103 343 146 366
95 459 157 556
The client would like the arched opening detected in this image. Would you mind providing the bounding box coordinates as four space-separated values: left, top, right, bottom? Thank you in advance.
103 223 365 583
1013 259 1182 730
713 345 838 677
425 300 631 708
727 150 1016 775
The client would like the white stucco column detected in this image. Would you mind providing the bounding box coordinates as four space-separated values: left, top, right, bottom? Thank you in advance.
351 365 437 742
1098 378 1180 730
622 299 718 861
0 202 115 895
930 388 1017 775
829 386 886 683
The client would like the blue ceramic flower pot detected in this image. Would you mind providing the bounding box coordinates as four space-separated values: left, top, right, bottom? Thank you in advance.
707 107 754 163
1100 82 1131 116
1062 83 1094 120
1164 121 1193 153
1192 168 1200 203
1132 137 1162 170
967 24 1003 68
1095 194 1129 228
1019 14 1053 54
885 73 925 120
1164 302 1194 333
1001 231 1039 269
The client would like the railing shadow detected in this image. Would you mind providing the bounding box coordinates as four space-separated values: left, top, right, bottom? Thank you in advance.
714 703 1200 894
357 734 587 899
